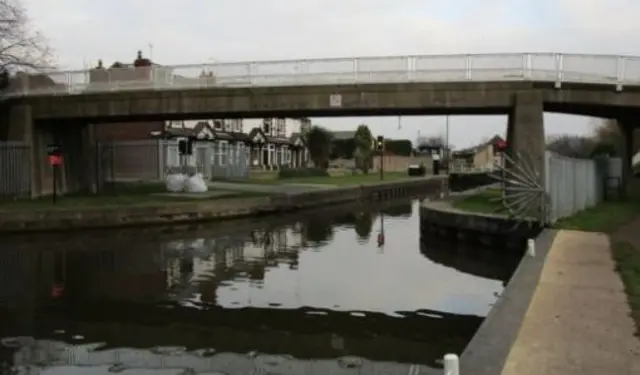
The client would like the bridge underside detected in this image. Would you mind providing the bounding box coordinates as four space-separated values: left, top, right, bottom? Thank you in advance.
3 81 640 198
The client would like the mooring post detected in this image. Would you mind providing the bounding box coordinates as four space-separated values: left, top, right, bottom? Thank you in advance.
443 353 459 375
527 238 536 257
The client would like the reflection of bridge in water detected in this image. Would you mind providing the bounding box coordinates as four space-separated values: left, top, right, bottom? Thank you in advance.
15 299 480 368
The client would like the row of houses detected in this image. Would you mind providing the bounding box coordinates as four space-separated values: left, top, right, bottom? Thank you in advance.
95 117 313 183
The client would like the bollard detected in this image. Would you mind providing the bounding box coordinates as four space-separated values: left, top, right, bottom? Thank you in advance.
443 353 459 375
527 238 536 257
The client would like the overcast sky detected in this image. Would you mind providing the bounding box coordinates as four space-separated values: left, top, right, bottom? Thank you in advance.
23 0 640 148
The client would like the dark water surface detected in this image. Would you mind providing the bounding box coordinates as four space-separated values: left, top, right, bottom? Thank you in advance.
0 199 522 375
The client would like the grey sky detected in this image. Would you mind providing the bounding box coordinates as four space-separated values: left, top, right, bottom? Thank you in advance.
23 0 640 148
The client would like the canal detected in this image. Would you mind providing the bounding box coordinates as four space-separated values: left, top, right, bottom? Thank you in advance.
0 199 522 375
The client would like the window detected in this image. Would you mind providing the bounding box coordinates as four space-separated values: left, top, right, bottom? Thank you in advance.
263 118 272 135
213 120 223 130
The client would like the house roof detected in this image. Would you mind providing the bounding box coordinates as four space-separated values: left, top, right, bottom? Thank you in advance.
248 127 294 145
155 125 304 145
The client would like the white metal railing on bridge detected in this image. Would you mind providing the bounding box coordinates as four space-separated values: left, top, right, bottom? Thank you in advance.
7 53 640 97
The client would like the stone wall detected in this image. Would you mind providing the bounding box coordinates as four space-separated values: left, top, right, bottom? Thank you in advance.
448 172 495 192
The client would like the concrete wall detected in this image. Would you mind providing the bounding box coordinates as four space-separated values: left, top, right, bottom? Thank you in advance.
448 172 495 192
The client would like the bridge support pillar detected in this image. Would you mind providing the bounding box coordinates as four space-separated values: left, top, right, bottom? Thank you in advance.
7 104 42 198
616 115 637 199
505 92 546 221
56 122 96 194
506 91 546 186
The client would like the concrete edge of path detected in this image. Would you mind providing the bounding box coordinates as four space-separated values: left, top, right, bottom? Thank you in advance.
459 228 557 375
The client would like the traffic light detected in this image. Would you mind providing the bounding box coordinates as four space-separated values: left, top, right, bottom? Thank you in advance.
376 136 384 151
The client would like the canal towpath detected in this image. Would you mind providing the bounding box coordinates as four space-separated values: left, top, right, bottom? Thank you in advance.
501 229 640 375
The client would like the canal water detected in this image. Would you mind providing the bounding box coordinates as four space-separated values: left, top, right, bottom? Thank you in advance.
0 199 522 375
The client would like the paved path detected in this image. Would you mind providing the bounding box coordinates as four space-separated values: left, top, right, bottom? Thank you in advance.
501 230 640 375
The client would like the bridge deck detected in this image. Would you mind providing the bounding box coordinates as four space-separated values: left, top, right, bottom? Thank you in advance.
501 230 640 375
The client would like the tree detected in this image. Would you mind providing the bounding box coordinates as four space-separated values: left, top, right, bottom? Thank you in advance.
592 118 623 156
305 125 333 168
417 135 446 151
353 124 374 174
546 134 596 158
0 0 52 72
354 211 374 240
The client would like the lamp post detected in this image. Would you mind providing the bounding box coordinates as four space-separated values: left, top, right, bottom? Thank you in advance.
376 136 384 180
444 115 450 172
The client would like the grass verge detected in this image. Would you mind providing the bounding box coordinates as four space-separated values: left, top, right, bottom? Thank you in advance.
611 241 640 335
451 188 503 213
0 182 270 211
554 201 640 233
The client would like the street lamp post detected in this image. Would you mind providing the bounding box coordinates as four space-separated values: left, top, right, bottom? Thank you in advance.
444 115 450 172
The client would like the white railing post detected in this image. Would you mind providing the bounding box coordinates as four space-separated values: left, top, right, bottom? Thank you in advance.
616 56 625 92
554 53 563 89
443 353 459 375
465 55 472 80
353 58 359 83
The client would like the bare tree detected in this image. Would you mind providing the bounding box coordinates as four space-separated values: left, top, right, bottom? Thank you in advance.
0 0 51 72
417 135 445 148
546 134 596 158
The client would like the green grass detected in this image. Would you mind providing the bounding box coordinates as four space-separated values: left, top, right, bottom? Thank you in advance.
554 201 640 233
451 189 504 214
244 172 413 186
0 182 270 211
611 241 640 335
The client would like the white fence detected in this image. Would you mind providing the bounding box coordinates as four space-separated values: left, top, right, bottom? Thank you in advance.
8 53 640 96
0 141 31 199
544 151 611 222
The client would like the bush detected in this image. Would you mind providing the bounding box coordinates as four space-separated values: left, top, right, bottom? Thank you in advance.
278 167 330 179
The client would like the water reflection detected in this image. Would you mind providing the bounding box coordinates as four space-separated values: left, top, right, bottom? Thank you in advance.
0 199 520 374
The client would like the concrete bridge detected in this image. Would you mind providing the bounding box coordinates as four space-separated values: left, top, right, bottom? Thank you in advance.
2 52 639 197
